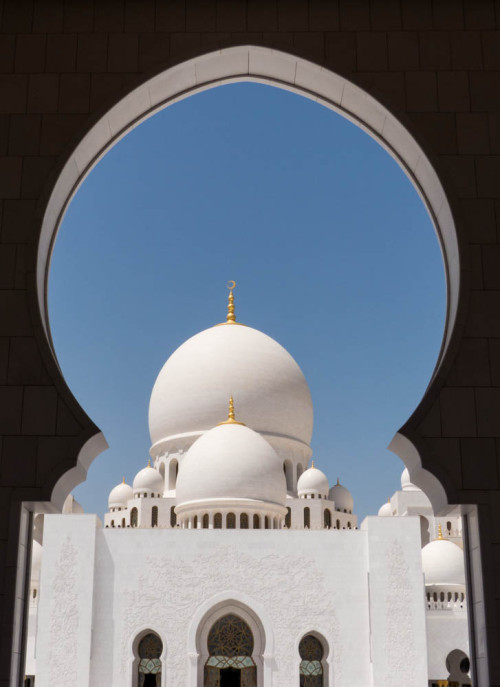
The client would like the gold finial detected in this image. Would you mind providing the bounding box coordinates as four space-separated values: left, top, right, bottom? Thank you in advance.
437 523 443 540
311 459 315 469
218 395 245 426
387 498 390 504
147 458 151 468
336 477 340 486
226 280 236 324
122 476 125 484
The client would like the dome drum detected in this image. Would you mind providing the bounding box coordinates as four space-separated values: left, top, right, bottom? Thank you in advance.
175 500 286 530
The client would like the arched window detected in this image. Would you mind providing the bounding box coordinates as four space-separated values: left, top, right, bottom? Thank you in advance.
151 506 158 528
336 519 340 529
447 520 452 533
122 517 125 528
203 514 209 529
205 614 256 686
170 506 176 527
264 516 270 530
193 515 198 529
285 507 291 528
284 460 293 491
299 634 324 686
214 513 222 529
130 508 138 528
253 514 260 529
240 513 249 529
137 632 162 686
347 521 351 529
227 513 236 529
304 507 310 528
324 509 331 529
111 519 115 527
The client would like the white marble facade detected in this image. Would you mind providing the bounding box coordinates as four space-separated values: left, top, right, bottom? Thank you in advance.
28 289 470 686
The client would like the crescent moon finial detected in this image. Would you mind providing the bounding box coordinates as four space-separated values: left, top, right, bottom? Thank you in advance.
226 280 236 324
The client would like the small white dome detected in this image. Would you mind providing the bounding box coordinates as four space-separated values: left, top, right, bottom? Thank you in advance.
329 479 354 512
31 540 42 578
297 463 329 498
378 501 392 517
149 323 313 451
133 464 163 495
422 535 465 587
176 422 286 508
401 467 420 491
108 479 134 508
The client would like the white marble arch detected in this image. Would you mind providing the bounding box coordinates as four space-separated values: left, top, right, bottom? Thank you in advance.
38 45 461 512
294 629 332 687
127 625 167 687
187 591 274 687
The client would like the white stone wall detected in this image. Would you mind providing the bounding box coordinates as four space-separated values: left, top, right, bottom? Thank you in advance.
362 516 429 687
36 514 434 687
426 611 469 680
36 515 99 687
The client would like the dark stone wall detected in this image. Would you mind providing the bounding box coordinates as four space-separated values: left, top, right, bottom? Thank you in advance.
1 0 499 684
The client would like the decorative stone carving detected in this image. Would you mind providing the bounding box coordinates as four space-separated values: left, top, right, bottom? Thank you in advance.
120 545 341 686
48 537 79 685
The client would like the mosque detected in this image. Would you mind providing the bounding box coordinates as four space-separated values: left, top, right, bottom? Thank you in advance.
26 285 469 687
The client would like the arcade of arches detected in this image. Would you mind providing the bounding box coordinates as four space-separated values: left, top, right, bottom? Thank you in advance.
2 2 500 685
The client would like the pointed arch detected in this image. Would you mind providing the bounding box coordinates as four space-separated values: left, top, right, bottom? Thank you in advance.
188 593 273 687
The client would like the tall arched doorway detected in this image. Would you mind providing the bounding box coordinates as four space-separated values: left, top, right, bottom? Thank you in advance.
205 614 256 687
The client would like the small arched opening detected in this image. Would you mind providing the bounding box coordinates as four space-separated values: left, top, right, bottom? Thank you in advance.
324 509 331 529
168 459 178 491
304 507 310 529
299 633 328 686
132 631 163 687
130 508 138 528
420 516 430 547
445 648 471 686
284 460 294 492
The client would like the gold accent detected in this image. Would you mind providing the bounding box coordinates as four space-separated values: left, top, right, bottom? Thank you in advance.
215 280 245 326
226 280 236 324
218 396 246 426
147 458 151 468
311 459 315 469
437 523 443 540
336 477 340 486
122 476 125 484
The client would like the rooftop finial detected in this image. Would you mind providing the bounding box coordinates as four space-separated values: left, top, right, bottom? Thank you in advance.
437 523 443 540
218 395 245 426
228 395 236 422
311 459 315 469
337 477 340 486
226 280 236 324
147 458 151 468
122 476 125 484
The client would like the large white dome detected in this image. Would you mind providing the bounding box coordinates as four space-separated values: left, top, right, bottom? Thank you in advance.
422 537 465 587
149 323 313 451
176 422 287 508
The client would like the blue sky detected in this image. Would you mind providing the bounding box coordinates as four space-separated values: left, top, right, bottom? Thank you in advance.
49 82 446 522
